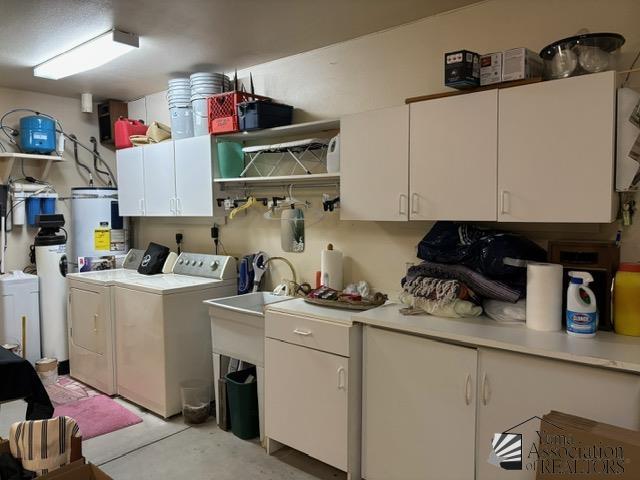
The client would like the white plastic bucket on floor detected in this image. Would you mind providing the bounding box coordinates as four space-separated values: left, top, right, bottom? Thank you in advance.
191 98 210 136
170 106 194 139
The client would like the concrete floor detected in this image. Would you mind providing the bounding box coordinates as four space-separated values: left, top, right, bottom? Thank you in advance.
0 399 345 480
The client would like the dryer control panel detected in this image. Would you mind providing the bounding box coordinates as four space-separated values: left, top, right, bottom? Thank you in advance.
172 253 237 280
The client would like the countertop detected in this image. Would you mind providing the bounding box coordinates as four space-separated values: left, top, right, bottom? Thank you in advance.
266 298 355 326
353 304 640 374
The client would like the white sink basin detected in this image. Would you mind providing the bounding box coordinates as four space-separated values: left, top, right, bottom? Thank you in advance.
204 291 293 316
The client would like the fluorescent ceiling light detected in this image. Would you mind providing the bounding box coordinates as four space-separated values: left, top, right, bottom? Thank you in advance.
34 29 139 80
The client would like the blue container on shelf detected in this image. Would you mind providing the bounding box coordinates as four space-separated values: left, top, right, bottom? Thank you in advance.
19 115 57 154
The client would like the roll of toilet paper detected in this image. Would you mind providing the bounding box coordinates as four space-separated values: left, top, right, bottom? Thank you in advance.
321 244 343 290
526 262 564 331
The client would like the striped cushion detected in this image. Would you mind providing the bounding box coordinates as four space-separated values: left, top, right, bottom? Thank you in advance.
9 416 80 475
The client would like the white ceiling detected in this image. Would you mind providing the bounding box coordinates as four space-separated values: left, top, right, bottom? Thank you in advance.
0 0 480 100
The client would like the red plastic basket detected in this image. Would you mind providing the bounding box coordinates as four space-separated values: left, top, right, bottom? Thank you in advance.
208 91 271 134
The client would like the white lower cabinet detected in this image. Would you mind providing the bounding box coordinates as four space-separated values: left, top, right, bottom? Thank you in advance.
476 348 640 480
265 311 361 479
362 327 477 480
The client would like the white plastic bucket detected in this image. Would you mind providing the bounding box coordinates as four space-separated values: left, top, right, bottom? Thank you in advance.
191 98 210 136
170 106 194 139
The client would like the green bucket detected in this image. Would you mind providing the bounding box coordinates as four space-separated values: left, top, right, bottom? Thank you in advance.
217 141 244 178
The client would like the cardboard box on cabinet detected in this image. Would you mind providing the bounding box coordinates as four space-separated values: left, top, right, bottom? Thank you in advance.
536 411 640 479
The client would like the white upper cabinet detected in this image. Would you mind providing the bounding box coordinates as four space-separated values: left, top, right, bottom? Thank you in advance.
410 90 498 221
116 136 217 217
142 141 177 216
340 105 409 221
497 71 616 223
116 146 145 216
174 135 215 216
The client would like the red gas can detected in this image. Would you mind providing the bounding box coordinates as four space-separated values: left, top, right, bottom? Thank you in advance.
114 117 148 149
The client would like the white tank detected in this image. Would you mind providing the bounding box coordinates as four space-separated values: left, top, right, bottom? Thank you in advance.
0 271 41 364
70 187 129 270
35 237 68 362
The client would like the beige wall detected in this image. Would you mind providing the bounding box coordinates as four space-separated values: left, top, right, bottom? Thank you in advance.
136 0 640 296
0 87 115 271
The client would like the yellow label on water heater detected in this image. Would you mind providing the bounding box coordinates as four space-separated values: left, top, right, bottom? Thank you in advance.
94 229 111 251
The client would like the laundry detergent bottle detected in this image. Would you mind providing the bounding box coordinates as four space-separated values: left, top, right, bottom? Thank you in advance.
566 271 598 338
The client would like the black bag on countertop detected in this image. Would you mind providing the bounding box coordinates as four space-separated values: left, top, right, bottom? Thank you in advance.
137 242 171 275
417 222 547 283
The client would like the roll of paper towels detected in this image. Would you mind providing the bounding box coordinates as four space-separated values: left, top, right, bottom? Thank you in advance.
526 262 563 331
321 243 343 290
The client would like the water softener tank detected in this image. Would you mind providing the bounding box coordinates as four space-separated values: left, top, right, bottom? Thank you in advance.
20 115 57 154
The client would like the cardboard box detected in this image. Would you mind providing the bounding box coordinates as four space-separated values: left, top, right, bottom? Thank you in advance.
444 50 480 89
536 411 640 479
480 52 502 85
502 47 543 82
39 463 112 480
0 439 101 479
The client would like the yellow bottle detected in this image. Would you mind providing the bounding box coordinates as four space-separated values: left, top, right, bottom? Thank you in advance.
613 263 640 336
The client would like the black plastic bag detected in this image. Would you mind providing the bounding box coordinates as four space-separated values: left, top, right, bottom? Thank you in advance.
417 222 547 282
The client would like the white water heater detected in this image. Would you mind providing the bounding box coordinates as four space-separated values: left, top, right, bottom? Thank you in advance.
70 187 129 270
34 215 68 365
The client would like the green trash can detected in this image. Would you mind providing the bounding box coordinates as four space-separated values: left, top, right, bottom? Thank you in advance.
225 367 259 440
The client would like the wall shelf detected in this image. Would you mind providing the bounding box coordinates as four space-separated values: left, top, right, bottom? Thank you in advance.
214 119 340 141
214 172 340 190
0 152 64 184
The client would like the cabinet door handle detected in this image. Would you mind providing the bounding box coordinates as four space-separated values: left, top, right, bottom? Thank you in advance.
176 198 182 215
337 366 346 390
399 194 408 216
465 373 473 406
93 314 98 333
139 198 145 215
500 190 510 215
169 198 176 214
68 294 73 338
482 373 491 406
410 193 419 215
293 328 312 336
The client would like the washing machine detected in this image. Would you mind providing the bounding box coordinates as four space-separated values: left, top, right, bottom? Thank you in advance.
114 253 237 417
66 249 145 394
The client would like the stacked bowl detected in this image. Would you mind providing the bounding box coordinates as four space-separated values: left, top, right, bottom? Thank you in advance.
167 78 194 139
190 73 231 136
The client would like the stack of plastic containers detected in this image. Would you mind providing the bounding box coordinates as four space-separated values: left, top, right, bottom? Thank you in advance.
190 73 230 136
167 78 194 139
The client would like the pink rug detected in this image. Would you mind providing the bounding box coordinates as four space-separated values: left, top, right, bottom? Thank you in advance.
54 395 143 440
46 376 142 440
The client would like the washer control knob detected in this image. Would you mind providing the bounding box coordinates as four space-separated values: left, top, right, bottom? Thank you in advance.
178 259 184 264
199 261 204 267
210 261 219 271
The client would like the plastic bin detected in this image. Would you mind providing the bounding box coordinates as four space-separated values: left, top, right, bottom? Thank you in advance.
238 101 293 131
225 367 259 439
217 141 244 178
180 379 211 424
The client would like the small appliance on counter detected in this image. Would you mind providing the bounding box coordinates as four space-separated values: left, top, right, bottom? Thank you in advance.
540 31 625 80
613 263 640 336
548 240 619 330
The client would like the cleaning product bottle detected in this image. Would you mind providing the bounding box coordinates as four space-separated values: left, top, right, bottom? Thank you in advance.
566 271 598 338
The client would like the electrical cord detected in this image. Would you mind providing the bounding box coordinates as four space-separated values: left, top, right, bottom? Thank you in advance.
623 50 640 87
